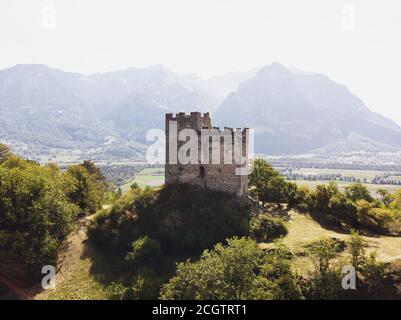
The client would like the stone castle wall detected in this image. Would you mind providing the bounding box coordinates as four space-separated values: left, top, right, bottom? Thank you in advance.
165 112 248 197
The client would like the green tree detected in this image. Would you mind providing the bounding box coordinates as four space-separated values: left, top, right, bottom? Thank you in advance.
306 238 342 276
160 237 300 300
0 143 11 164
64 162 107 214
286 182 299 208
348 230 365 271
345 183 373 203
125 236 163 269
0 157 78 280
130 182 140 190
328 193 358 226
303 238 345 299
249 159 288 206
376 189 393 207
250 214 288 242
313 182 340 213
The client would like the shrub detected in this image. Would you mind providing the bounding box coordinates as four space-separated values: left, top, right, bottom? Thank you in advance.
356 199 401 234
106 282 130 300
249 159 289 206
125 236 163 269
376 189 394 207
128 267 163 300
64 161 107 214
328 193 358 226
0 143 12 164
347 231 366 271
302 238 346 299
250 215 288 242
345 183 373 203
293 185 313 212
88 189 144 256
305 238 344 275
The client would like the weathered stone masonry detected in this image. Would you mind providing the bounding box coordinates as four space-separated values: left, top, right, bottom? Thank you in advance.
165 112 249 197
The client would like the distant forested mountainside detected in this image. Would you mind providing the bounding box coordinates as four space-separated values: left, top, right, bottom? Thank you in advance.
0 64 230 161
0 63 400 161
215 63 401 155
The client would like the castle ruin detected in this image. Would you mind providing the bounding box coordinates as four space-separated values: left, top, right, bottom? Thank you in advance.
165 112 249 197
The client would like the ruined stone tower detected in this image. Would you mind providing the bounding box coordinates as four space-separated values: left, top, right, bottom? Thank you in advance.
165 112 249 197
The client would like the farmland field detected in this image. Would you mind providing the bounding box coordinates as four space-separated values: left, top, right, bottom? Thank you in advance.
286 168 401 195
290 179 400 194
290 168 388 181
121 167 165 192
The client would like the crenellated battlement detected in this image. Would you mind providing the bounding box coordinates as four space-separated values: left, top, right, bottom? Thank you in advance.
165 111 249 198
166 112 211 131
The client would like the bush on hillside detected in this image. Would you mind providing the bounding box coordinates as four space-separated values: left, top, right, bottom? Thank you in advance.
125 236 163 269
250 214 288 242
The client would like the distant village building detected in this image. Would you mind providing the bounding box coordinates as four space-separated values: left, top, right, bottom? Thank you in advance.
165 112 249 197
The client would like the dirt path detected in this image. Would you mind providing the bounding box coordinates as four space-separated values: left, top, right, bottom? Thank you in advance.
34 214 107 300
54 216 93 286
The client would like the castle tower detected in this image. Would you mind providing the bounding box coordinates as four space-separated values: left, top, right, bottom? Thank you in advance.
165 112 249 197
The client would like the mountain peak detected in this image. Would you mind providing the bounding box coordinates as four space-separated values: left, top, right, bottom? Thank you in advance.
255 63 292 80
216 64 401 155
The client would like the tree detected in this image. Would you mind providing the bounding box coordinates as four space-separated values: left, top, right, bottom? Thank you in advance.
250 214 288 242
303 238 345 299
64 162 107 214
125 236 163 269
313 182 340 212
376 189 393 207
0 143 11 164
345 183 373 203
329 193 358 226
293 184 313 212
0 157 78 280
160 237 300 300
249 159 288 206
131 182 140 190
306 238 342 276
348 231 366 272
116 186 123 198
286 182 299 208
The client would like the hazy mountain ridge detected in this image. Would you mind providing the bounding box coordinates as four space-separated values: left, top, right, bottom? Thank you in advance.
0 64 221 161
0 63 400 161
215 63 401 155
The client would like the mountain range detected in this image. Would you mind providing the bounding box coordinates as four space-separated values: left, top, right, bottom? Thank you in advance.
0 63 400 162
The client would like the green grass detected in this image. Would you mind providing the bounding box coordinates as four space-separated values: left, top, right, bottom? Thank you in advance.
121 167 165 193
260 211 401 275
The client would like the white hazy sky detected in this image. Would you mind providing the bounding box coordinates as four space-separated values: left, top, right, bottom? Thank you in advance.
1 0 401 124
